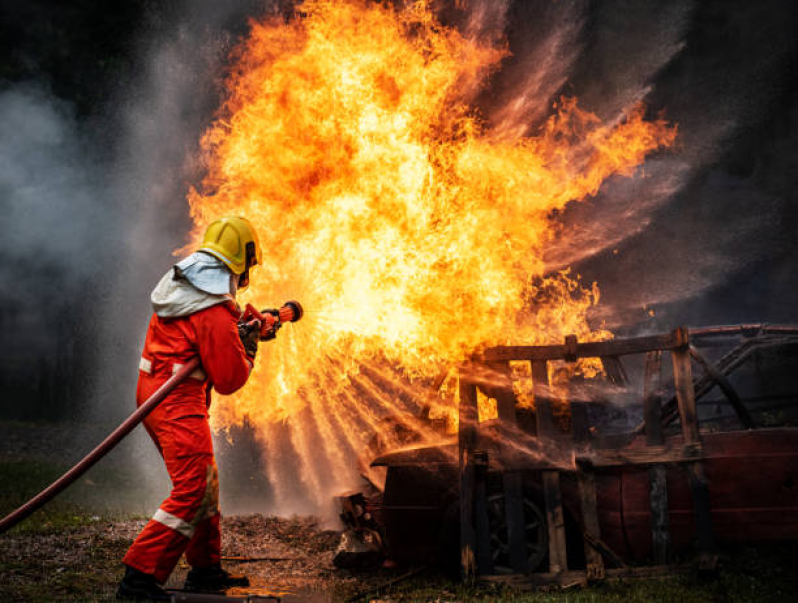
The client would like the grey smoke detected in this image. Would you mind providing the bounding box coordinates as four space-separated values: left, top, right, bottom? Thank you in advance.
0 1 275 512
0 86 112 345
1 0 797 520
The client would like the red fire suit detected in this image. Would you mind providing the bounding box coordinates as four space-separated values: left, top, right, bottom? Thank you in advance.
122 300 251 583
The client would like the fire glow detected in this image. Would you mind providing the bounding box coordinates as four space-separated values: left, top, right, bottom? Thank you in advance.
184 1 675 506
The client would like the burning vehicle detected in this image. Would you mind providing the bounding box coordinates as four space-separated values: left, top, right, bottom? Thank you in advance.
337 324 798 581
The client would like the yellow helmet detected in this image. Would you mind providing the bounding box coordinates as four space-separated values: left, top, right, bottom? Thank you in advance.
199 216 262 275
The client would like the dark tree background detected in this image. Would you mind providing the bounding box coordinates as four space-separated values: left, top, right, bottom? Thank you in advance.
1 0 797 423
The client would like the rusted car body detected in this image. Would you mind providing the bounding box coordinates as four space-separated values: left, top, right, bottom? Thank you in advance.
348 325 798 573
369 428 798 567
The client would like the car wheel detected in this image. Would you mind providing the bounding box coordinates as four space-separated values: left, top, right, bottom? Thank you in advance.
486 491 548 574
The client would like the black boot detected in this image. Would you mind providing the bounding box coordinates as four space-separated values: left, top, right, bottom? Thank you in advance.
116 565 170 601
183 563 250 592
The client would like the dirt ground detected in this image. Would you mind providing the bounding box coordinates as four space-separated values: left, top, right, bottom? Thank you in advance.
0 421 398 602
3 511 798 603
2 422 798 602
0 513 400 602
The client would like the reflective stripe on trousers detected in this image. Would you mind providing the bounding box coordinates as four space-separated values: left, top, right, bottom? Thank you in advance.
150 463 220 539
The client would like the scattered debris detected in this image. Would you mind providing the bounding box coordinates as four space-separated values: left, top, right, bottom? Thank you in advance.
333 529 384 570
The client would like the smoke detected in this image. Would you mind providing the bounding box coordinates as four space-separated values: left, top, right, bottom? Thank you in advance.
2 0 797 520
0 86 104 322
0 85 114 421
88 0 276 511
0 1 275 511
569 0 798 330
485 0 798 331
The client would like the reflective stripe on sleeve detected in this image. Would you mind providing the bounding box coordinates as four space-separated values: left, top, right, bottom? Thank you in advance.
152 508 195 539
139 357 152 374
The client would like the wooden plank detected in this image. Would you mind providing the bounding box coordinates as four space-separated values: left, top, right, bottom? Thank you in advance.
582 532 626 569
643 350 670 565
671 330 699 445
687 461 716 569
492 374 529 575
689 323 798 338
458 373 479 583
577 470 604 579
569 382 603 578
532 361 568 573
671 328 715 565
578 444 702 467
689 345 755 429
502 471 528 574
481 332 679 363
542 471 568 573
474 451 493 575
531 361 555 434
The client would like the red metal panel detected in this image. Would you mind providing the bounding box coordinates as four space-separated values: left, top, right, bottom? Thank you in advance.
594 428 798 561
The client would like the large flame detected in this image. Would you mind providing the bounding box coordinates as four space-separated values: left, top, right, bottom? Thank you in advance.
184 1 674 507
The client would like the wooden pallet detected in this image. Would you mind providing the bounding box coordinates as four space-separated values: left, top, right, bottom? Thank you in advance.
455 326 748 583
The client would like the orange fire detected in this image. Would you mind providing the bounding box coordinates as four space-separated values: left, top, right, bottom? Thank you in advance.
184 1 674 505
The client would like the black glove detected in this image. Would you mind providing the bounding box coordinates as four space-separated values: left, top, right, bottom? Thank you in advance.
260 309 282 341
238 320 260 360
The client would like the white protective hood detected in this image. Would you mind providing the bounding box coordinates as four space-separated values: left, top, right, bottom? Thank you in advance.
151 253 236 318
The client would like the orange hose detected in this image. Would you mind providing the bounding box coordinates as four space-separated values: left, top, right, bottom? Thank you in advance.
0 358 201 535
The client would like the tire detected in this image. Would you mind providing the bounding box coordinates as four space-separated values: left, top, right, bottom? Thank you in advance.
485 489 549 573
437 479 585 575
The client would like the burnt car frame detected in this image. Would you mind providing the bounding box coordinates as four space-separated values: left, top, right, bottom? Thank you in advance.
350 324 798 580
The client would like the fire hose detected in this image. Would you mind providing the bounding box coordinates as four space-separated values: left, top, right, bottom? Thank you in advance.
0 301 303 536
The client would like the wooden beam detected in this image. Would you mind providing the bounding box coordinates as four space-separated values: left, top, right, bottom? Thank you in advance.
643 351 664 447
458 372 479 583
481 332 680 363
671 328 715 565
577 469 604 579
474 450 493 576
656 339 759 432
643 350 670 565
531 361 555 434
577 444 702 467
542 472 568 574
569 381 604 579
532 360 568 573
582 532 627 569
672 329 699 445
491 369 530 575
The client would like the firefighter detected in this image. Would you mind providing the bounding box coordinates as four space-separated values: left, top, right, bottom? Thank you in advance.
117 217 267 600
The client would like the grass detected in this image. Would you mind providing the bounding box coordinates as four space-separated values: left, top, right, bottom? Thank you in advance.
0 456 140 601
366 554 798 602
0 456 144 535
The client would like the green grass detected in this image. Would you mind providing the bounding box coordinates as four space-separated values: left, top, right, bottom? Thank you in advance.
0 456 144 535
0 456 137 601
354 543 798 602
